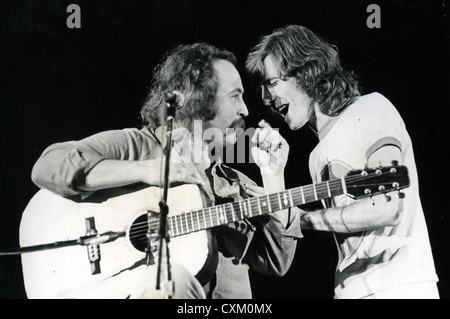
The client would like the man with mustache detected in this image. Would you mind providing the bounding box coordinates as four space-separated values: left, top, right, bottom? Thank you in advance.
30 43 302 298
246 25 439 299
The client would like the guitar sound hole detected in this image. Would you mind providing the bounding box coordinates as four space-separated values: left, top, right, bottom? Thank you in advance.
129 213 159 252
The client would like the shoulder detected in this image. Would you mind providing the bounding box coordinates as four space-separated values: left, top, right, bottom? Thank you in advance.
351 92 398 115
114 127 160 144
122 127 156 139
342 92 402 126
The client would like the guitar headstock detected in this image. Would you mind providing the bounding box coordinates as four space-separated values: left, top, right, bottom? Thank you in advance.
345 163 410 200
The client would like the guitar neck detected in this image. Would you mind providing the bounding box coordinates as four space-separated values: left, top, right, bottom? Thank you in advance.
167 177 346 238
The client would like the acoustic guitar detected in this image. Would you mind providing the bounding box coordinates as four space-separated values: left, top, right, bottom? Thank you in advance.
19 164 409 298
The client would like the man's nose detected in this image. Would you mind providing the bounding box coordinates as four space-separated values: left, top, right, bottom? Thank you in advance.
239 100 249 117
261 85 276 104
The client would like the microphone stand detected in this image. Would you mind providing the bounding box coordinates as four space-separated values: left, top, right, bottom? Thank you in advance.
152 92 179 299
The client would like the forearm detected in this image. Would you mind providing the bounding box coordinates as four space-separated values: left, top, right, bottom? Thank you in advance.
79 159 160 191
31 129 159 196
301 196 403 233
261 172 291 228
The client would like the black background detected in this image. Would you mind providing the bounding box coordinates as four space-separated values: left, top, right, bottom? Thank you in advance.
0 0 448 299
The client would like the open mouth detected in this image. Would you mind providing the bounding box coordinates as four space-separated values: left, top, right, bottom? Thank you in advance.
274 103 289 117
267 98 289 119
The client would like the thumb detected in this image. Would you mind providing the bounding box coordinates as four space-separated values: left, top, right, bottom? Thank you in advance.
258 119 272 129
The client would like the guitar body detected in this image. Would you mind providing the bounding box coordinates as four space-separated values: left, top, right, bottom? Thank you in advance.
19 184 217 299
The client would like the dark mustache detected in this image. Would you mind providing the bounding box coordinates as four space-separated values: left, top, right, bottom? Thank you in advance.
229 118 246 130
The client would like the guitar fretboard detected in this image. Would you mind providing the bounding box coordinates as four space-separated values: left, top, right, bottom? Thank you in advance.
167 178 346 238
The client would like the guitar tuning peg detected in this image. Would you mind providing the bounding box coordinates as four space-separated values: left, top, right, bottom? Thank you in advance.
382 194 392 202
397 191 405 199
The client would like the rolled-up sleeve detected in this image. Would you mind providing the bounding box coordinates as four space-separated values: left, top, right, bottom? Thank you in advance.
244 208 303 277
31 128 155 197
31 141 106 197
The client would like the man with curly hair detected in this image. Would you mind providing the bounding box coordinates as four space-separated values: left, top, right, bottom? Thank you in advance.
30 43 301 299
246 25 439 299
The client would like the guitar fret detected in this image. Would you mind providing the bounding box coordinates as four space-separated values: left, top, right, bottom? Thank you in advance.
169 216 174 236
209 207 213 228
252 198 260 215
220 205 228 224
247 199 253 217
277 193 282 210
257 197 262 215
328 180 340 197
196 211 201 231
300 187 305 204
267 195 272 213
230 203 236 222
215 206 221 225
288 189 294 207
184 213 189 233
326 181 332 198
341 176 347 195
181 215 185 234
313 184 318 201
239 201 244 219
178 215 182 236
202 209 207 229
189 212 194 232
172 215 176 236
175 215 181 236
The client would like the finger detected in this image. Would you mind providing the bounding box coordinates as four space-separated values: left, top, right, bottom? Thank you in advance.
251 127 261 144
244 184 265 197
244 183 264 193
245 189 263 197
268 131 281 152
257 128 271 148
269 129 289 152
258 119 272 129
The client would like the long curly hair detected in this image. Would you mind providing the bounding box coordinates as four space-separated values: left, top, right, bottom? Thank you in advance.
246 25 360 116
141 43 237 129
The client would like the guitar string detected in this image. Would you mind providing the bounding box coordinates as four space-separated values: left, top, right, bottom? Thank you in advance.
130 171 400 236
128 171 402 240
131 179 392 239
131 167 399 232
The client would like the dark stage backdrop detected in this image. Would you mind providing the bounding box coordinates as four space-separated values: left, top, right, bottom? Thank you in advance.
0 0 448 299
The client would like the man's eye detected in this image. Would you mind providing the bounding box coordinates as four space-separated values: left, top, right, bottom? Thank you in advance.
267 79 278 88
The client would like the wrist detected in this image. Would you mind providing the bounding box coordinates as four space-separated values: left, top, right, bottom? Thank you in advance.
261 171 285 193
140 159 162 186
300 210 324 230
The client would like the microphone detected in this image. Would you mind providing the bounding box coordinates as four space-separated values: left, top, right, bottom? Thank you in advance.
164 90 185 109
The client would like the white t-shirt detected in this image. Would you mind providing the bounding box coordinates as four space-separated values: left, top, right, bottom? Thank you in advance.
309 92 438 298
